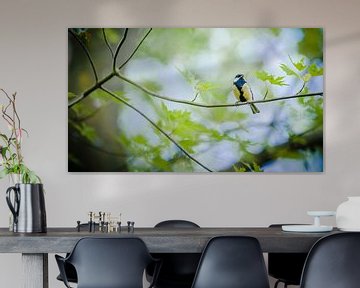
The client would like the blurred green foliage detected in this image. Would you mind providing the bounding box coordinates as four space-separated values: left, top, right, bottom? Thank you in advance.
298 28 323 60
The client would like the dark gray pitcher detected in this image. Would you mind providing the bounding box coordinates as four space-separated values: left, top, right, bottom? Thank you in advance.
6 183 47 233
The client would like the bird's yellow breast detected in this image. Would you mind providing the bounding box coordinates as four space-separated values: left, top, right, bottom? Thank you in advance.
233 85 240 100
241 83 253 102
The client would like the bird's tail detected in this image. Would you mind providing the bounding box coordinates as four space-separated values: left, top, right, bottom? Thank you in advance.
250 103 260 114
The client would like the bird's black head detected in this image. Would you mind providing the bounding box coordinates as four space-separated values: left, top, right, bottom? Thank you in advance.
234 74 245 84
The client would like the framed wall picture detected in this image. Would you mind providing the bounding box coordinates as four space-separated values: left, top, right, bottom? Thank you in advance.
68 28 323 172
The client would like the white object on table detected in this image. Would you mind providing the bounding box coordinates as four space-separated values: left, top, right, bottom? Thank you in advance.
336 196 360 231
282 211 336 233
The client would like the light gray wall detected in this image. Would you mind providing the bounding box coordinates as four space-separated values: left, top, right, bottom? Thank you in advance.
1 0 360 287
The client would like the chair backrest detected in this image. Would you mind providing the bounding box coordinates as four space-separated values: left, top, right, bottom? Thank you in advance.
155 220 200 228
150 220 201 287
66 237 154 288
300 232 360 288
191 236 270 288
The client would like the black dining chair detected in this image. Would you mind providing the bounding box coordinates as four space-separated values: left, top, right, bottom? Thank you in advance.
56 223 99 284
55 237 161 288
191 236 270 288
146 220 201 288
268 224 308 288
300 232 360 288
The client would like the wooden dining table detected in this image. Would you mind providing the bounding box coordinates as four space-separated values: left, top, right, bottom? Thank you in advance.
0 226 339 288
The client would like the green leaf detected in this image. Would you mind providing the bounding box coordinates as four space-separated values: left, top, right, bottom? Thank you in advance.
138 28 210 64
179 139 196 153
298 28 323 60
103 28 122 44
289 56 307 71
308 63 323 76
0 169 9 179
1 147 8 158
233 165 247 172
196 81 218 92
252 162 263 172
68 92 78 101
133 135 148 145
0 133 8 141
269 28 281 36
302 73 312 82
256 70 288 86
74 123 97 142
299 86 309 95
177 67 198 86
141 81 163 93
152 156 171 171
279 64 300 78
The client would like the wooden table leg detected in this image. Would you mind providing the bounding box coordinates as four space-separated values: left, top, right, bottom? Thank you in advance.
22 253 48 288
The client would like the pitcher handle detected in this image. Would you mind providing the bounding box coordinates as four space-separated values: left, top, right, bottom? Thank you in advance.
6 186 20 224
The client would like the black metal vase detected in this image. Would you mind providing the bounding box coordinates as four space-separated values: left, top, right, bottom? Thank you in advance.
6 183 47 233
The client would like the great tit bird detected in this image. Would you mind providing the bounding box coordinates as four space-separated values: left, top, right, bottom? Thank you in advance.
233 74 260 114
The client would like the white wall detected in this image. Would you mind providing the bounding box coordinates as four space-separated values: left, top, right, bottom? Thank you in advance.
1 0 360 287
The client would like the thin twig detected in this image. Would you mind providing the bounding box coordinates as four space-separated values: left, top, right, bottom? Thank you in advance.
0 90 23 165
263 88 269 100
11 93 23 163
190 92 199 102
68 29 98 82
100 87 213 172
102 28 114 58
296 81 306 95
115 72 323 108
1 89 14 127
113 28 129 72
119 28 152 70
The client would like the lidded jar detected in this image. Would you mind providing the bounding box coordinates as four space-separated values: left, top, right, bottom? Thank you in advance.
336 197 360 231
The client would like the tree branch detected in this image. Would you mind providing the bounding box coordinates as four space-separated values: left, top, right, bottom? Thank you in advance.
68 29 98 82
113 28 128 72
69 29 151 108
102 28 114 58
68 71 116 108
115 71 323 108
119 28 152 70
100 87 213 172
